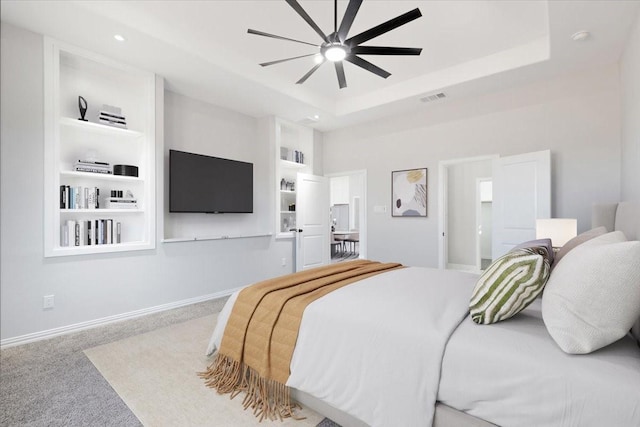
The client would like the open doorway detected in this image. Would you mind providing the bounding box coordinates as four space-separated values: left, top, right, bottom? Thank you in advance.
438 155 497 272
476 178 493 270
327 170 367 263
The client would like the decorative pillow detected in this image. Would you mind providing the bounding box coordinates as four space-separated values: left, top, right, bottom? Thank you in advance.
470 247 551 325
553 226 606 267
542 231 640 354
512 238 554 265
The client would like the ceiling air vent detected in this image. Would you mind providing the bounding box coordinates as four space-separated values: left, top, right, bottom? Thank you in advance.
297 116 320 126
420 92 447 103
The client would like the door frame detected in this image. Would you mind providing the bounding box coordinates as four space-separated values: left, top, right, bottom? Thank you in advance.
438 155 498 269
325 169 367 260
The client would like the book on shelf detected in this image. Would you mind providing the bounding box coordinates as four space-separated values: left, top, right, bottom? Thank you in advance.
98 111 125 121
74 166 113 174
76 160 110 168
98 117 127 129
106 219 113 244
105 197 138 209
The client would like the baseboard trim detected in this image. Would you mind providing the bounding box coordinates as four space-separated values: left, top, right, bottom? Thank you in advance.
0 287 240 349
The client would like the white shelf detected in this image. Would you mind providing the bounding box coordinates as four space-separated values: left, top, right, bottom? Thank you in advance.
280 189 296 194
281 159 306 169
60 170 143 182
162 233 273 243
280 211 296 214
60 116 143 137
50 241 153 257
60 209 144 214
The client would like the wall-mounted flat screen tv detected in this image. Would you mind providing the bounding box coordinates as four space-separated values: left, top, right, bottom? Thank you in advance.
169 149 253 213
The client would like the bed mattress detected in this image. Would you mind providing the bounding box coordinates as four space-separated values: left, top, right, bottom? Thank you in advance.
438 298 640 427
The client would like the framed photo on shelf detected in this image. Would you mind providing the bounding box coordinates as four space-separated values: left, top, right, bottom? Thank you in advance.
391 168 427 217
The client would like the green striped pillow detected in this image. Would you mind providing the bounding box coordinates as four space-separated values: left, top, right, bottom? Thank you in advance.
470 247 551 324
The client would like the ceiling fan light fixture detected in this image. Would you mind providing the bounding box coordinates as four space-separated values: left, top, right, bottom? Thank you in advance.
324 44 347 62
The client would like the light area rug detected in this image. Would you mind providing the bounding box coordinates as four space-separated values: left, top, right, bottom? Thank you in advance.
84 314 325 426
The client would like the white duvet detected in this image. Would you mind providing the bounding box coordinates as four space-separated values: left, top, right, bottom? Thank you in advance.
207 267 478 427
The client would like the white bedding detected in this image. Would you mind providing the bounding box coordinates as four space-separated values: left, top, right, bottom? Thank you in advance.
207 265 640 427
438 298 640 427
207 267 478 427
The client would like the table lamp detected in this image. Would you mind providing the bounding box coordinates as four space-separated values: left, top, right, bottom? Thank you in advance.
536 218 578 249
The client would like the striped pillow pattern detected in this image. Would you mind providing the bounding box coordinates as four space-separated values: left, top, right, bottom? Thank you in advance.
470 247 551 324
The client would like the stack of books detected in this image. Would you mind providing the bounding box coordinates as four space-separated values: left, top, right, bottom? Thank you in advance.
105 197 138 209
98 105 127 129
75 160 112 174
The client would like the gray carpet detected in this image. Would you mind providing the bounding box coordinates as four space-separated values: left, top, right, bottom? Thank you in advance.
0 298 341 426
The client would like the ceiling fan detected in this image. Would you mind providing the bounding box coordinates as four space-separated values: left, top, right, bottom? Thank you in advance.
248 0 423 89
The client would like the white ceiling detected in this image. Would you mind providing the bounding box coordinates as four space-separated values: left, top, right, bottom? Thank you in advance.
1 0 638 131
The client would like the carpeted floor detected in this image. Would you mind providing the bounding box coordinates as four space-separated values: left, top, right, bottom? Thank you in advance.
0 298 341 427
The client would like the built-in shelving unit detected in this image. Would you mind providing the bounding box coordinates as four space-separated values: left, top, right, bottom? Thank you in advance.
43 38 156 257
273 118 314 238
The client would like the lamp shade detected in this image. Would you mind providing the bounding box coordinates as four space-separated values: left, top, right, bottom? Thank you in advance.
536 218 578 247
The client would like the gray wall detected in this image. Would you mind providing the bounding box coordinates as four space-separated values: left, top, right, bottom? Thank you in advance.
0 23 293 342
621 10 640 202
322 64 623 268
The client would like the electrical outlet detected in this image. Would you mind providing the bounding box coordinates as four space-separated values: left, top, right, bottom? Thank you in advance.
281 257 287 266
43 295 54 309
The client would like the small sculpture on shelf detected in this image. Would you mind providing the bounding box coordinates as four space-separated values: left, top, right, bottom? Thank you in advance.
78 96 88 121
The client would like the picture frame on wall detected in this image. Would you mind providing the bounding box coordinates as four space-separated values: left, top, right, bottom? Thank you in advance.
392 168 427 217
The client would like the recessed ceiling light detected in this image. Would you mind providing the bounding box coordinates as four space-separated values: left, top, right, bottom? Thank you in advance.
114 34 126 42
571 31 590 41
313 54 323 64
313 114 320 120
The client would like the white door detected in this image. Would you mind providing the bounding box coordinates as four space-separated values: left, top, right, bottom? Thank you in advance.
492 150 551 259
296 173 330 271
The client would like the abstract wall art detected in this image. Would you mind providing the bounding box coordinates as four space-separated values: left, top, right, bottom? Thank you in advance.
392 168 427 217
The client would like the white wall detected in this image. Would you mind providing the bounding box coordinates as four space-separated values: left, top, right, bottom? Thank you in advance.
620 10 640 202
0 23 293 342
162 91 271 239
323 65 622 268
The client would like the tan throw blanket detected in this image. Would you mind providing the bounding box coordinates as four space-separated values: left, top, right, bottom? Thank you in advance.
200 260 403 421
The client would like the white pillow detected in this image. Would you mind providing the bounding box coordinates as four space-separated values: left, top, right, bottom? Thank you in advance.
542 231 640 354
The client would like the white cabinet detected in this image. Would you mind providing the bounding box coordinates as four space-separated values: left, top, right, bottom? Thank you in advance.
43 39 156 257
273 118 314 238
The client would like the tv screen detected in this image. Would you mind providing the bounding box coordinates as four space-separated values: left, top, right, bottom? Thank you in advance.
169 149 253 213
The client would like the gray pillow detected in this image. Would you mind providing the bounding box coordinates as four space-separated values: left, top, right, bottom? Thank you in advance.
470 247 550 325
553 226 606 267
512 238 554 265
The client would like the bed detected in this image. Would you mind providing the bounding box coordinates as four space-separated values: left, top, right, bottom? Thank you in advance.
204 202 640 427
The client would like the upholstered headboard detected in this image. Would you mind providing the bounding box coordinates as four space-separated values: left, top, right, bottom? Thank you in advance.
592 201 640 241
593 201 640 346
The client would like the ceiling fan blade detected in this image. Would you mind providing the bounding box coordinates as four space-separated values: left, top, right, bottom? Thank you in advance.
346 8 422 47
248 29 319 47
345 55 391 79
337 0 363 42
260 53 317 67
335 61 347 89
296 61 325 84
350 46 422 56
285 0 329 42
